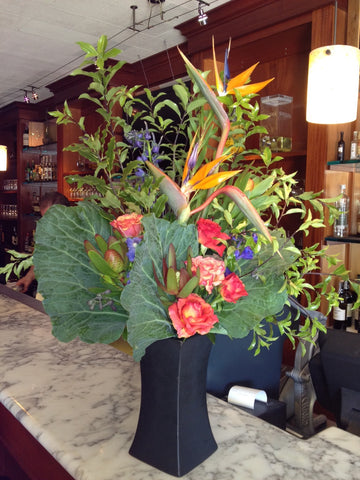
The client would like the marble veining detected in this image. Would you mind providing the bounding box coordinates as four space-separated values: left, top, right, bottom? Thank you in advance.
1 289 360 480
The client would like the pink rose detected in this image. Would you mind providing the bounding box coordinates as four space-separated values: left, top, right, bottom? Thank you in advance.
190 256 225 294
197 218 230 257
168 294 219 338
220 273 248 303
110 213 143 238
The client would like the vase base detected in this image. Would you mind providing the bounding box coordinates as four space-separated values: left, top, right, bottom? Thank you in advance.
129 440 218 477
130 335 217 477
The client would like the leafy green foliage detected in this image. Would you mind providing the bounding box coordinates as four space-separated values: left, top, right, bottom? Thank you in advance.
0 250 33 282
33 203 128 343
121 215 199 360
26 35 347 359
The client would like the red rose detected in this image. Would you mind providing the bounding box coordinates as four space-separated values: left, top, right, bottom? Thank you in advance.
220 273 248 303
197 218 230 257
168 294 219 338
110 213 143 238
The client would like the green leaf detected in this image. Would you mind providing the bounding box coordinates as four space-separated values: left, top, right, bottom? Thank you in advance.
33 202 127 344
217 274 288 337
95 234 108 254
173 84 189 109
77 41 98 57
121 215 199 361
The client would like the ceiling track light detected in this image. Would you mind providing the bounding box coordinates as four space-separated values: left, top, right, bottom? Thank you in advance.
198 0 209 26
30 86 39 101
148 0 165 22
23 90 30 104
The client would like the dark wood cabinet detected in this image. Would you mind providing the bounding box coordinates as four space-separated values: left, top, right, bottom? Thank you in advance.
0 105 58 253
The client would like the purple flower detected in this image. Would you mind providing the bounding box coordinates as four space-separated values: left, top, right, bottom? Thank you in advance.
240 246 254 260
183 143 199 184
252 233 258 243
126 237 142 262
152 144 160 154
225 267 233 277
224 47 231 90
135 168 145 177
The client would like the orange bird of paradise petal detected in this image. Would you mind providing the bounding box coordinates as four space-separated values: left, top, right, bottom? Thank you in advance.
226 63 259 92
212 36 274 96
191 170 241 190
228 78 274 96
185 153 233 189
212 36 224 95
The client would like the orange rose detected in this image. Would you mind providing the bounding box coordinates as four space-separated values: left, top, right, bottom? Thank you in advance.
110 213 143 238
220 273 248 303
197 218 230 257
190 256 225 293
168 294 219 338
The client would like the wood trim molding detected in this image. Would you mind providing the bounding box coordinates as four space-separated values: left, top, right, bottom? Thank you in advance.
347 0 360 46
177 0 347 55
0 402 75 480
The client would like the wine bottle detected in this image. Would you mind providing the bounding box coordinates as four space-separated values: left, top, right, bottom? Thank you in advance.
352 278 360 331
11 226 18 246
23 125 29 149
333 184 349 238
343 280 355 329
333 281 347 330
337 131 345 162
350 131 358 160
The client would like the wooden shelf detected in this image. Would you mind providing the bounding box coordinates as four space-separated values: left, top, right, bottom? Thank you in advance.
22 181 57 187
325 235 360 244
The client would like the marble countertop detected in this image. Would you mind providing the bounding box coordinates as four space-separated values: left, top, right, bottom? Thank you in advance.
1 285 360 480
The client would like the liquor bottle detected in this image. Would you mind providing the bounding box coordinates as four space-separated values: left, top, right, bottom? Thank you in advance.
333 281 347 330
343 280 355 329
51 158 57 181
24 232 30 253
337 131 345 162
11 226 18 246
350 131 358 160
23 125 29 148
333 184 349 237
357 201 360 236
352 277 360 331
25 162 31 182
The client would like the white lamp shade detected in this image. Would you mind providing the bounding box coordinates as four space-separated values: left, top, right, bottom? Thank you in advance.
306 45 360 124
0 145 7 171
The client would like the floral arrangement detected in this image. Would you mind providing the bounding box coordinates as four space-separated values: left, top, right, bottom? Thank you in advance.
15 35 347 361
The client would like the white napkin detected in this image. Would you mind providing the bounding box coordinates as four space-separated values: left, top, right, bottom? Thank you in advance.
228 385 267 410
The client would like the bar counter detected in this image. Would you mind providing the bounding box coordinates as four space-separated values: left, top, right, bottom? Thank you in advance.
1 284 360 480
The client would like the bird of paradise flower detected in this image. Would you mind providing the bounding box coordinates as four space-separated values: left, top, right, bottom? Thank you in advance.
146 39 274 243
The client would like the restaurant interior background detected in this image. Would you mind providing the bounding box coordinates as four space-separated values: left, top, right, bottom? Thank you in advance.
1 0 360 423
1 1 360 477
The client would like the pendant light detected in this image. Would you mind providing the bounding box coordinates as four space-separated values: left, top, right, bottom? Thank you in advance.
306 2 360 124
0 145 7 171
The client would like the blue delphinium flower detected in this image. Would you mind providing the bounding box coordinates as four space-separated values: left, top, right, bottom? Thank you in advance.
126 237 142 262
240 246 254 260
183 143 199 184
234 249 241 261
135 168 146 177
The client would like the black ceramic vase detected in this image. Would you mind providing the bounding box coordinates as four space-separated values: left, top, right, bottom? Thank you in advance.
129 334 217 477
